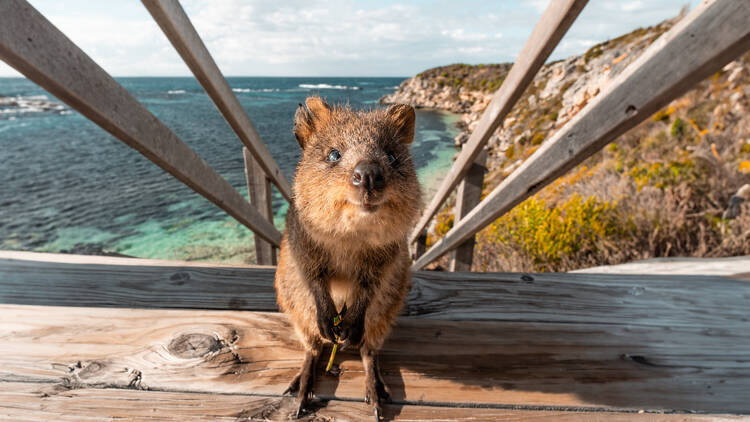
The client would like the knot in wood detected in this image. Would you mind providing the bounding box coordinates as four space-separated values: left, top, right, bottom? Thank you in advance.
168 333 221 358
169 271 191 283
76 360 106 379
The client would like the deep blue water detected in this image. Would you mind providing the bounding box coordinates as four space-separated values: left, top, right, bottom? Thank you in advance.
0 77 459 263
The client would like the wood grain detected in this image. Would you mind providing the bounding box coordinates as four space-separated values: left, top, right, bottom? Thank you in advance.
573 255 750 277
0 0 282 246
142 0 293 202
1 304 749 414
243 147 278 266
3 251 750 331
3 382 739 422
0 251 278 311
413 0 750 269
449 149 487 272
409 0 588 245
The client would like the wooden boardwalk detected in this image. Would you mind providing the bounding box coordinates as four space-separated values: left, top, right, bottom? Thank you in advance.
1 251 749 421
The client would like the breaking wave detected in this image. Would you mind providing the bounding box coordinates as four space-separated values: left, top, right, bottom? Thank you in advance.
0 94 66 116
298 83 361 90
232 88 280 93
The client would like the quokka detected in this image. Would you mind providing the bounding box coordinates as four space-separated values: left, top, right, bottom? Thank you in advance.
274 96 422 420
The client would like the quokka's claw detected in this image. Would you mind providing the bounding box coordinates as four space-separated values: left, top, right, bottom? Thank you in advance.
283 374 301 396
294 401 306 419
373 406 381 421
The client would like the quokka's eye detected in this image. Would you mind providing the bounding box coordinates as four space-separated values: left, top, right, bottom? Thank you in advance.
327 149 341 162
387 153 398 167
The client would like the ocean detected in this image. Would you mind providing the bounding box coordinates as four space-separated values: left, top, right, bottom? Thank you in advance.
0 77 460 263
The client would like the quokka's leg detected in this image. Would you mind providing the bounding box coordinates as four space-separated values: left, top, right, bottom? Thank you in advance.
284 343 322 419
360 344 391 421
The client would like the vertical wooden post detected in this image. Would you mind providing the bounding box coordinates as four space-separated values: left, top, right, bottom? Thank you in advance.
243 147 277 265
413 230 427 262
449 149 487 272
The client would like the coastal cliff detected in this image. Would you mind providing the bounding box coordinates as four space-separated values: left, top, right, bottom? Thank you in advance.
382 16 750 272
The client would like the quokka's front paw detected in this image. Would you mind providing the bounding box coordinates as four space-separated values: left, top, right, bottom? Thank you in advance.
315 302 338 342
338 313 365 350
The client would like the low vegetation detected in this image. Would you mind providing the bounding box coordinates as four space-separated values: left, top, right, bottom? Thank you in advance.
421 24 750 272
417 63 512 93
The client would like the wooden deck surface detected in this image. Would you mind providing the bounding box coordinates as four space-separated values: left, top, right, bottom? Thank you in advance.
1 251 749 421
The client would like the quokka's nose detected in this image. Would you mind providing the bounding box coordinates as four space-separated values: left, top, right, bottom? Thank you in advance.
351 161 385 192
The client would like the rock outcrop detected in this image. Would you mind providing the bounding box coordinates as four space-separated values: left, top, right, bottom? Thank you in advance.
381 20 675 174
380 14 750 272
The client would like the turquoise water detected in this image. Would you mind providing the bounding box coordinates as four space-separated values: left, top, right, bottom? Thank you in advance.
0 77 460 263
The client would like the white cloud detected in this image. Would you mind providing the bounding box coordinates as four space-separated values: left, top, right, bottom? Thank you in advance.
622 1 645 12
0 0 700 77
524 0 549 13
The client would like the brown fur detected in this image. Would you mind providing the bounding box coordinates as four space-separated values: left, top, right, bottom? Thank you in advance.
275 97 421 418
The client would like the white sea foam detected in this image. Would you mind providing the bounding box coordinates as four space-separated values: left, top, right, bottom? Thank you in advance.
298 83 360 90
0 95 65 115
167 89 186 94
232 88 279 93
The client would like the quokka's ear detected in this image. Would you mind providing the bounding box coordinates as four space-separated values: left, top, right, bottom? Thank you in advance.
387 104 416 144
293 96 332 148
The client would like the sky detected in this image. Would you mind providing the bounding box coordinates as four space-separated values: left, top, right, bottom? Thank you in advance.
0 0 698 77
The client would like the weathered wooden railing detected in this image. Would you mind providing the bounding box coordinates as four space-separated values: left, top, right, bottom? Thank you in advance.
411 0 750 270
0 0 285 264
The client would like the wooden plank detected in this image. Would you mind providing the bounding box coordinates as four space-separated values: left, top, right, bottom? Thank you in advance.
1 304 749 414
449 149 487 272
413 0 750 269
0 251 278 311
0 0 282 246
1 382 740 422
3 251 750 330
573 255 750 278
141 0 293 202
409 0 588 245
243 147 277 266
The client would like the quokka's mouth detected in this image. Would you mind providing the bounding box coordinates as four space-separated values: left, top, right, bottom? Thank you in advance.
348 188 388 213
349 196 385 213
348 200 381 213
361 202 380 212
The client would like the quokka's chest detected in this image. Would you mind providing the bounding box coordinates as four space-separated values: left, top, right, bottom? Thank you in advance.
328 275 354 312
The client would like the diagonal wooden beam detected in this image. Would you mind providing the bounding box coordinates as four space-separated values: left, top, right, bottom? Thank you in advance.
142 0 293 202
409 0 588 245
413 0 750 270
0 0 282 246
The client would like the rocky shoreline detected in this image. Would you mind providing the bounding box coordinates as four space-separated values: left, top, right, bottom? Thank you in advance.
380 20 676 172
378 14 750 272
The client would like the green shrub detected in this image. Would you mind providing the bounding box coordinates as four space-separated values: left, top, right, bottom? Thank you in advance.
484 194 623 270
670 118 686 138
531 132 545 146
628 159 697 190
504 144 516 160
